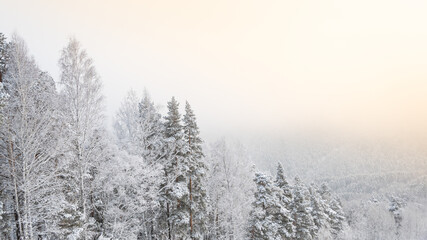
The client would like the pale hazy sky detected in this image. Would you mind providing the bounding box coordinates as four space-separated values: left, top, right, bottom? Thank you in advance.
1 0 427 139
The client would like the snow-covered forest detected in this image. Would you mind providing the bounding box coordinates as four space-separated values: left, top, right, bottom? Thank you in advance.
0 32 426 240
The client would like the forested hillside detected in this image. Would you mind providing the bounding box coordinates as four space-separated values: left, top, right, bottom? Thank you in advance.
0 32 424 240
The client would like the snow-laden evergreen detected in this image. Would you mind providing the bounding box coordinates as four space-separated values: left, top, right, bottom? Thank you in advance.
160 97 189 239
183 102 208 239
137 91 166 164
292 176 315 240
246 166 348 240
318 183 346 237
274 163 295 238
248 172 284 240
308 183 329 237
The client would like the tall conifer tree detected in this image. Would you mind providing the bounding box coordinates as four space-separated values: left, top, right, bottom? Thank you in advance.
138 91 165 164
248 172 288 240
275 163 295 238
161 97 188 239
183 101 208 239
292 177 315 240
319 183 345 236
308 184 329 237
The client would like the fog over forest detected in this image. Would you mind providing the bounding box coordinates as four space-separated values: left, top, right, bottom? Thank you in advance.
1 1 427 239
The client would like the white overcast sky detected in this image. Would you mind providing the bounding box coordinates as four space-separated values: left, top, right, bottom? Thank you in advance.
2 0 427 140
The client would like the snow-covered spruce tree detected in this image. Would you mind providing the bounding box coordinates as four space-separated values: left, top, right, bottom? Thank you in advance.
328 198 345 237
248 172 286 240
183 101 208 239
274 163 294 239
0 34 62 239
160 97 188 240
308 183 329 238
58 37 105 239
136 91 166 238
137 90 166 164
292 177 315 240
318 183 345 237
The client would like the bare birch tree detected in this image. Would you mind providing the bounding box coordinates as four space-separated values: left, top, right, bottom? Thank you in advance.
58 37 104 239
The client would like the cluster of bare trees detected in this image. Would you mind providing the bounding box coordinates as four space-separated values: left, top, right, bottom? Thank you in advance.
0 34 106 239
